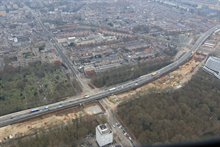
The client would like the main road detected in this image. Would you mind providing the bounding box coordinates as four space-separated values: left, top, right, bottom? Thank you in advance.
26 5 90 92
0 25 219 128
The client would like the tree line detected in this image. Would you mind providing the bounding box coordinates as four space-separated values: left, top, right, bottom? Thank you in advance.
5 115 98 147
91 58 172 88
117 69 220 145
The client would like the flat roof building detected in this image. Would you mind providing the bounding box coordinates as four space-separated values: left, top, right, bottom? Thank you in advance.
0 57 5 71
203 56 220 79
96 123 113 147
84 65 96 77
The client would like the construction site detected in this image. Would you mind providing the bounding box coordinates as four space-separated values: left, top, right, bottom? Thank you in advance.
0 103 104 144
107 52 207 107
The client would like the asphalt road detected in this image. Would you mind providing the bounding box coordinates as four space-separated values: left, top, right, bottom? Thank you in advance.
0 25 219 128
100 99 135 147
28 6 89 91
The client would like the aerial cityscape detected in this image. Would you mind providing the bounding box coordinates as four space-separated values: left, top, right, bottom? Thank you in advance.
0 0 220 146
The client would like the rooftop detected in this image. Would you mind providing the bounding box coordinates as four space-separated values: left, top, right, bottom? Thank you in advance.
97 123 112 135
205 56 220 73
203 56 220 79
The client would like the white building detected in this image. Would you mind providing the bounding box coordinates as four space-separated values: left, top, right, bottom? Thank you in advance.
96 124 113 147
203 56 220 79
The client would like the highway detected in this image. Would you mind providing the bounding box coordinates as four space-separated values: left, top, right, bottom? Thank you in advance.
0 25 220 128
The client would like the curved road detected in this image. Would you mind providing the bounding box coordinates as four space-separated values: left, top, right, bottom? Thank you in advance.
0 25 220 128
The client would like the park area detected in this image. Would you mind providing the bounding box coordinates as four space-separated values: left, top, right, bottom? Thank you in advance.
0 62 81 116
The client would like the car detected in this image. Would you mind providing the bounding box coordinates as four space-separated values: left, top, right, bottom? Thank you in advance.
84 95 89 98
58 104 63 108
44 106 49 110
118 125 122 129
125 133 129 138
112 125 115 128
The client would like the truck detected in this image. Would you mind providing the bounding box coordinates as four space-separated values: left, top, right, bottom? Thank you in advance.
109 87 116 91
31 108 39 113
151 72 157 76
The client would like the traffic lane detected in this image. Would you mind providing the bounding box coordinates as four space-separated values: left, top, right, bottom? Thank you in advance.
113 122 134 147
108 118 133 147
101 100 133 147
108 114 134 146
